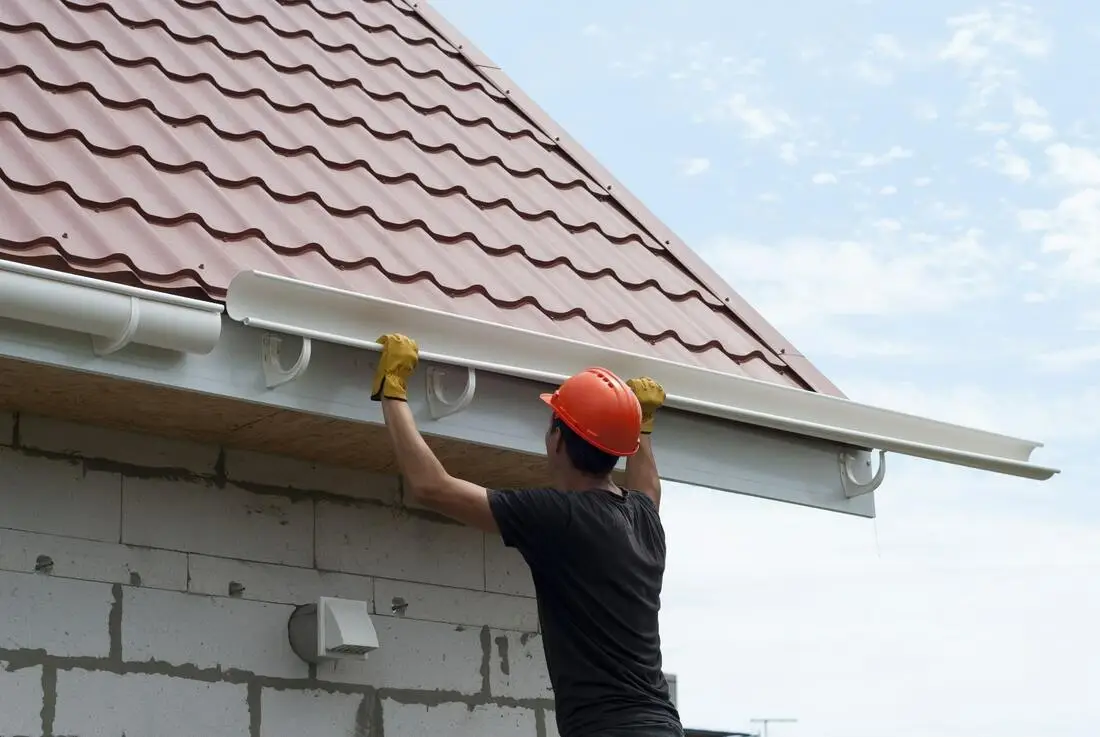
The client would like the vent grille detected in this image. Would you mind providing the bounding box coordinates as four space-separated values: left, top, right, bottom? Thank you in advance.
331 644 371 655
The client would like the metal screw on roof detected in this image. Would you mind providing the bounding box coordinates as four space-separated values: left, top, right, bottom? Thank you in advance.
35 555 54 574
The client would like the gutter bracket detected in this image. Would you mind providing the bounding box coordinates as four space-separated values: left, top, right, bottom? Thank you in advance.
839 449 887 498
426 365 477 419
262 333 312 389
92 296 141 356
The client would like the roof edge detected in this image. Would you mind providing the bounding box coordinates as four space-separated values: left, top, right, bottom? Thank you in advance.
400 0 844 397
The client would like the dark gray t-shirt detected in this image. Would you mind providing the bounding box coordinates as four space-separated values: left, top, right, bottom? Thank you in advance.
487 487 682 737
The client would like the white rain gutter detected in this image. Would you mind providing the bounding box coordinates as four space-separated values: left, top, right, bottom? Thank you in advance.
225 271 1059 481
0 260 223 355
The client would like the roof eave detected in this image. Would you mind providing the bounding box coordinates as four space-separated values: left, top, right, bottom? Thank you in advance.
0 266 878 516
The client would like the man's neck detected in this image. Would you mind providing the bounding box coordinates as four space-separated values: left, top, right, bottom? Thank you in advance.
554 474 619 495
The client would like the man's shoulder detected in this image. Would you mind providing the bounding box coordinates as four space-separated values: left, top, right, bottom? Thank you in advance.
624 488 660 513
487 486 569 503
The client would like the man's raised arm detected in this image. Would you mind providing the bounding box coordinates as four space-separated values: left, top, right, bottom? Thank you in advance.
371 333 499 533
625 377 665 511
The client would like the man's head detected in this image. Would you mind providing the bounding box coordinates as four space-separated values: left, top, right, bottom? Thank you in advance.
540 367 642 488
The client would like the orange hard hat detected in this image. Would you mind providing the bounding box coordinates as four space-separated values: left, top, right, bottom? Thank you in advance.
540 367 642 456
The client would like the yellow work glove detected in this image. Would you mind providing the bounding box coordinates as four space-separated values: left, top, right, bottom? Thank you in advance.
626 377 665 434
371 333 419 401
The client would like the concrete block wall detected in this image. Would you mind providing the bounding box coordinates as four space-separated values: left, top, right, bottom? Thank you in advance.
0 411 560 737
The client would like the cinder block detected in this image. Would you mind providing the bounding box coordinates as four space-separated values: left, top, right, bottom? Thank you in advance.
225 448 399 504
489 630 552 700
0 448 121 542
383 700 537 737
188 554 372 607
0 661 43 736
122 476 313 566
316 501 484 589
0 570 112 657
544 709 561 737
260 688 365 737
375 578 538 632
484 533 536 598
317 616 483 694
18 414 220 474
0 411 13 446
123 586 307 679
54 669 249 737
0 528 187 590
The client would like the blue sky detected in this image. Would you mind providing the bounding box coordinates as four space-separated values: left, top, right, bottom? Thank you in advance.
433 1 1099 735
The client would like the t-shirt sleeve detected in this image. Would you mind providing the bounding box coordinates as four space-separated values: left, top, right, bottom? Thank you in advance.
487 488 573 561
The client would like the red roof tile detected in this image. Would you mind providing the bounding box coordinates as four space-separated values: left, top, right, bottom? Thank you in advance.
0 0 841 394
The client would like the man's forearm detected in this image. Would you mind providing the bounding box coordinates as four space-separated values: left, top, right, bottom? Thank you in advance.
380 398 448 497
379 397 499 532
625 435 661 508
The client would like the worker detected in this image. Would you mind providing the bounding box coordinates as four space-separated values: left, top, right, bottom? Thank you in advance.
372 333 683 737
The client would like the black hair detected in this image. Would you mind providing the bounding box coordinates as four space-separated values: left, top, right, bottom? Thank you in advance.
551 416 619 476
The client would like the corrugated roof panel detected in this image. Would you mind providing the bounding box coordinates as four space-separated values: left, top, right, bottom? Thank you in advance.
0 0 835 392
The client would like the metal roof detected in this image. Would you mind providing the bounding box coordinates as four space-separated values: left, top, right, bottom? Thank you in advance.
0 0 840 395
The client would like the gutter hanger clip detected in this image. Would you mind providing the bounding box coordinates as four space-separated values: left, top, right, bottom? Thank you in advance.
426 365 476 419
262 332 312 389
259 328 477 420
840 449 887 498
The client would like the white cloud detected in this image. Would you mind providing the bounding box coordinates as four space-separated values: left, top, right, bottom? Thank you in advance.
699 228 998 329
677 157 711 176
812 172 838 184
1044 143 1100 186
992 138 1032 181
1017 120 1055 141
938 6 1051 120
940 7 1050 65
852 35 906 85
879 185 898 195
779 142 798 164
1013 94 1048 118
913 176 933 186
872 217 902 231
858 146 914 167
717 93 795 139
1018 188 1100 282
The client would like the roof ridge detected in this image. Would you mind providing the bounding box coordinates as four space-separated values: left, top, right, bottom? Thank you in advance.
399 0 843 396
